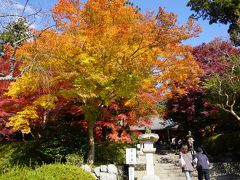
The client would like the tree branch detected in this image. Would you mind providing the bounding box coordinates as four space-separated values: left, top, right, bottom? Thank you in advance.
21 0 30 17
0 24 56 81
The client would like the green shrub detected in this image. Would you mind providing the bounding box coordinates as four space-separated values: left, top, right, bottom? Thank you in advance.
0 136 88 173
0 164 95 180
0 143 16 173
0 123 89 172
38 123 89 163
0 166 32 179
66 151 84 166
0 142 42 173
204 133 223 154
38 137 70 162
204 131 240 156
95 142 131 165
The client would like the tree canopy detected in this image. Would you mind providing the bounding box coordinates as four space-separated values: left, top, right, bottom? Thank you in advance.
3 0 202 163
193 39 240 123
166 39 240 138
187 0 240 46
204 47 240 122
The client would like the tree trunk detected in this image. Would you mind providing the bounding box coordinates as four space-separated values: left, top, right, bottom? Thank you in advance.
87 119 95 164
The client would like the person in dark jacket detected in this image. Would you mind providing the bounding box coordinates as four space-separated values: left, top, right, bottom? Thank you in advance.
193 147 210 180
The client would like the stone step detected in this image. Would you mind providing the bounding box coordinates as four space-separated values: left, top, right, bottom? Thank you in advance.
159 178 201 180
155 164 179 168
156 170 193 175
156 178 189 180
135 170 198 177
135 171 238 180
135 174 198 180
157 173 198 177
135 152 240 180
157 174 186 178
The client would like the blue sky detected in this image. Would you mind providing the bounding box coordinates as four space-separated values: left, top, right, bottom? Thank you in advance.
7 0 230 46
132 0 229 46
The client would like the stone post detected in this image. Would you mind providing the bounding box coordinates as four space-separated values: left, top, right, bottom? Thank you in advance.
143 142 155 176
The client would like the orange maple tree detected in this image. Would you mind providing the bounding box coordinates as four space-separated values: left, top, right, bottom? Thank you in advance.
6 0 202 163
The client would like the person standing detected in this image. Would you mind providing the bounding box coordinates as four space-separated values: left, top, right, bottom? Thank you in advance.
177 138 183 150
193 147 210 180
180 144 194 180
171 137 176 150
186 131 195 155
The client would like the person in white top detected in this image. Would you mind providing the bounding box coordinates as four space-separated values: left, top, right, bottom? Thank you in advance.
180 144 194 180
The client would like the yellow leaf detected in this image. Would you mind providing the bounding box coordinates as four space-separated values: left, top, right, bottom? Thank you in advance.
7 106 38 134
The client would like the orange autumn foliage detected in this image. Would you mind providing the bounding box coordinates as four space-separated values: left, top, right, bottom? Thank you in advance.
6 0 202 160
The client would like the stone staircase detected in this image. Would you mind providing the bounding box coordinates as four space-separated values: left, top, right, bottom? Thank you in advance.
134 151 240 180
155 164 193 180
155 152 198 180
135 152 196 180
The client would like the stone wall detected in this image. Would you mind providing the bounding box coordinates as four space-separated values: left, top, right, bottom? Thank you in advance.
210 162 240 177
93 164 120 180
81 164 121 180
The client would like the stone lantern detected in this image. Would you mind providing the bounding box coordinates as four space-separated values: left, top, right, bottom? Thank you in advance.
138 127 160 180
